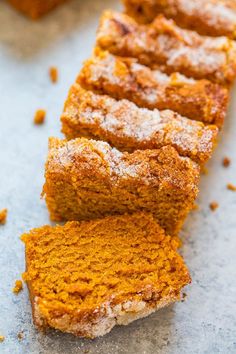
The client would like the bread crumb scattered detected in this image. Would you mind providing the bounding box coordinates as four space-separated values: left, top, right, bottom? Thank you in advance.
0 208 7 225
181 292 187 302
193 203 199 211
49 66 58 83
222 157 231 168
17 332 24 341
209 201 219 211
34 110 46 125
0 336 5 342
227 183 236 191
13 280 23 294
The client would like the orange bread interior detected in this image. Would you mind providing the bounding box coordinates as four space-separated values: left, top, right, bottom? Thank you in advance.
22 213 190 338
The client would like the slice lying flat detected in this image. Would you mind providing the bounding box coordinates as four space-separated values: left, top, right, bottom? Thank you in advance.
22 212 191 338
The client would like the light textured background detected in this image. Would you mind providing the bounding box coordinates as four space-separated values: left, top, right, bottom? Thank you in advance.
0 1 236 353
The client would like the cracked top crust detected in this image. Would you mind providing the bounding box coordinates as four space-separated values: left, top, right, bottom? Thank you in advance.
123 0 236 39
78 50 228 127
61 84 219 165
96 10 236 85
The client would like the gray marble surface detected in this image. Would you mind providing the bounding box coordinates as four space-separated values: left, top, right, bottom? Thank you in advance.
0 1 236 353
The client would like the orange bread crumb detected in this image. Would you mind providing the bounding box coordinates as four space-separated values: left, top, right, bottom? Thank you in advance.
209 201 219 211
7 0 68 19
17 332 24 341
123 0 236 39
227 183 236 191
61 84 218 165
22 213 190 338
0 209 7 225
223 157 231 167
34 110 46 125
0 336 5 343
43 137 200 235
49 66 58 83
13 280 23 294
78 51 228 128
96 11 236 85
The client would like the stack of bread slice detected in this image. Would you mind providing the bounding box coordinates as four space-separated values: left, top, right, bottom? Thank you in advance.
22 1 236 338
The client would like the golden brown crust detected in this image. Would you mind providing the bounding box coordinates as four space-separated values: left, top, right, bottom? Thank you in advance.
78 51 228 128
22 213 190 338
61 84 218 165
7 0 67 19
123 0 236 39
43 137 200 235
96 10 236 85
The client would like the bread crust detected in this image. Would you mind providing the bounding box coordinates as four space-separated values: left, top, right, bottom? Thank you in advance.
78 51 228 128
61 84 218 165
31 294 179 338
123 0 236 39
96 11 236 85
43 138 200 235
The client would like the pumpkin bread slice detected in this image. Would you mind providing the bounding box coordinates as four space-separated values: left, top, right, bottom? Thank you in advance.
22 212 191 338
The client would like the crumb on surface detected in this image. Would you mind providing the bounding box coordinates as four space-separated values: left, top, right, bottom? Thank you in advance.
209 201 219 211
17 332 24 341
34 110 46 125
49 66 58 83
13 280 23 294
223 157 231 168
181 292 187 302
227 183 236 191
0 208 7 225
0 336 5 342
193 203 199 211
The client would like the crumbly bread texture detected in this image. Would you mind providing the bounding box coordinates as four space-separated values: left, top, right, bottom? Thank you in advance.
61 84 218 165
78 50 228 128
123 0 236 39
96 11 236 85
7 0 67 19
43 137 200 235
22 213 191 338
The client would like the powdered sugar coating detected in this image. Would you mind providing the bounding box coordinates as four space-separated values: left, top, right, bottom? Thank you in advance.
44 137 200 234
96 10 236 85
62 84 218 164
123 0 236 39
78 51 228 126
